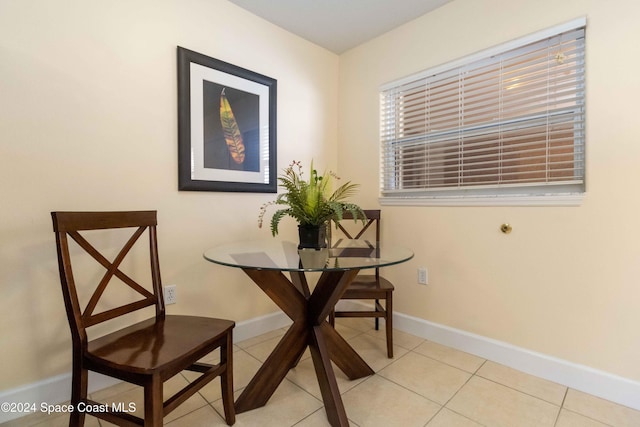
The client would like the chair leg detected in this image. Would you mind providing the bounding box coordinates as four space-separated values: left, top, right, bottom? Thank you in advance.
374 299 380 330
69 356 87 427
143 375 163 427
386 292 393 358
328 309 335 327
221 333 236 425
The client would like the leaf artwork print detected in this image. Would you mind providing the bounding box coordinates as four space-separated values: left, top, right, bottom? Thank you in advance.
219 88 246 164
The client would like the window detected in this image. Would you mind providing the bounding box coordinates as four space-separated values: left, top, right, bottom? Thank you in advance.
380 19 586 206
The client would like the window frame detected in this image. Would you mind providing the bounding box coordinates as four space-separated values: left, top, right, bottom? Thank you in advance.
379 17 587 207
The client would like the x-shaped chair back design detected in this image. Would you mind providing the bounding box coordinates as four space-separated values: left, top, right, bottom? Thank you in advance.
52 211 235 426
58 213 161 333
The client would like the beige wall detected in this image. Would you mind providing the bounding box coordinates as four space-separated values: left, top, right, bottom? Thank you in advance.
2 0 640 396
338 0 640 382
0 0 339 389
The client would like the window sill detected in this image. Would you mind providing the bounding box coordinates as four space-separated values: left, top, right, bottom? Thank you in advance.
379 193 585 207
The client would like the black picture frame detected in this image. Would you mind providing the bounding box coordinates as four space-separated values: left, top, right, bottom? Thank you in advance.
177 47 277 192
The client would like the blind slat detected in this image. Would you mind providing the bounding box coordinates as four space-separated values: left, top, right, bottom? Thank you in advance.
380 24 585 195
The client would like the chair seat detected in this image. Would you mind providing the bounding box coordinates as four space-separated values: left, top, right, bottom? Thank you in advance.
341 275 394 299
87 315 235 374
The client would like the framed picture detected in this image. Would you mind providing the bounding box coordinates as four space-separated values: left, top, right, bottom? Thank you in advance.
177 47 277 192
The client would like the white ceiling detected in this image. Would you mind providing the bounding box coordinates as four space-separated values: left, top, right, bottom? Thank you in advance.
227 0 453 54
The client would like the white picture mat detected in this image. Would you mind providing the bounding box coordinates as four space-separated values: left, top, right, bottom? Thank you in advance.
189 62 270 183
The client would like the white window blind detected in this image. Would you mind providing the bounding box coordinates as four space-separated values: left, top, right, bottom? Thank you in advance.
380 20 586 204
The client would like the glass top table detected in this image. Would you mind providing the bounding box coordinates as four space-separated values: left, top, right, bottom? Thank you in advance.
204 238 414 271
203 239 413 427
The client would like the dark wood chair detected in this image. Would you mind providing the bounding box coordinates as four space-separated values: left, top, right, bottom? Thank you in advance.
328 209 395 358
51 211 235 426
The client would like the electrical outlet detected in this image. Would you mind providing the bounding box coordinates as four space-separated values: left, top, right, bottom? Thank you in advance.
164 285 177 305
417 267 428 285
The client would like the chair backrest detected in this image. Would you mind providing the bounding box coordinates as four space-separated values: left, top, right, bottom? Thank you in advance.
51 211 164 348
329 209 382 278
331 209 380 240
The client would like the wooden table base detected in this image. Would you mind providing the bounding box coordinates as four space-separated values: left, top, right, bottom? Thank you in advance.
234 268 374 427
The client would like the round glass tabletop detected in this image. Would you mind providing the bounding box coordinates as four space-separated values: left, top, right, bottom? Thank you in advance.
203 239 414 272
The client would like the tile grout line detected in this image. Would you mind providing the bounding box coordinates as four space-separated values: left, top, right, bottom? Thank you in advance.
471 373 566 409
79 324 640 427
339 328 483 426
343 326 638 425
290 407 324 427
557 407 617 427
552 388 570 427
365 346 473 426
411 341 486 374
432 359 489 426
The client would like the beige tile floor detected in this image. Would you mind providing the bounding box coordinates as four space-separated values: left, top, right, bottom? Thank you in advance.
4 318 640 427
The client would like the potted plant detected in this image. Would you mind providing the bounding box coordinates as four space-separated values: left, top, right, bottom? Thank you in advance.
258 160 366 249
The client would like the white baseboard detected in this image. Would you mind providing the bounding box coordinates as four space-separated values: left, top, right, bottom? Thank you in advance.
233 310 292 342
2 309 639 423
0 372 121 423
393 310 640 412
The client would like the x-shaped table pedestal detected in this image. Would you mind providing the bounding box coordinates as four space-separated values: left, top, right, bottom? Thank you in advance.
234 268 374 427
